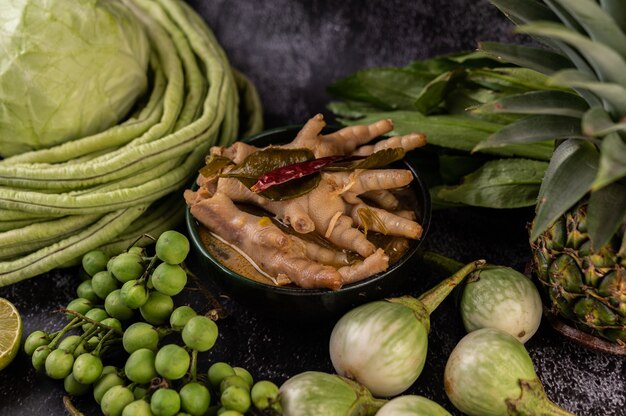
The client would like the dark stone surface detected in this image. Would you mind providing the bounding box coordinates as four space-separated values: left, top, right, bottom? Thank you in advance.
1 0 624 415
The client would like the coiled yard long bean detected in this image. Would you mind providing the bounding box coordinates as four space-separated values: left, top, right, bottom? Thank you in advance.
0 0 263 286
0 214 100 261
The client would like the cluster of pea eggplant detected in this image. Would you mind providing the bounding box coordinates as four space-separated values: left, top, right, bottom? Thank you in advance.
278 254 575 416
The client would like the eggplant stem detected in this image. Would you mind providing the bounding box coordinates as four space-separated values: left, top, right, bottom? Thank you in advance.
420 250 464 275
506 378 575 416
418 259 485 315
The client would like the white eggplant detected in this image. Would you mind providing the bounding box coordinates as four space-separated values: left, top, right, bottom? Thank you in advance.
460 265 542 343
376 395 452 416
444 328 574 416
329 259 485 397
279 371 386 416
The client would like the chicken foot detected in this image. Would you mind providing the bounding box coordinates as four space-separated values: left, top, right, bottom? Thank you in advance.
184 190 389 289
211 113 427 163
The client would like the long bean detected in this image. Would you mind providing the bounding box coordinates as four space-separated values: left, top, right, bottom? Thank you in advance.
0 141 209 214
0 206 146 286
0 218 49 233
0 215 101 261
233 69 264 138
98 194 185 256
144 1 208 131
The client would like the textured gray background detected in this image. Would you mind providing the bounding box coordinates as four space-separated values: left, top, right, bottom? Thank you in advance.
0 0 624 415
190 0 525 127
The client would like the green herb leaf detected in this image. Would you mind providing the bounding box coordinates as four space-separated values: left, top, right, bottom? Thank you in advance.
434 158 547 208
239 175 322 201
199 154 233 177
326 101 381 119
531 139 598 241
325 148 405 171
222 148 319 201
404 50 502 74
327 68 434 110
337 111 554 160
587 181 626 249
438 154 490 185
223 148 315 179
415 69 466 114
474 115 582 152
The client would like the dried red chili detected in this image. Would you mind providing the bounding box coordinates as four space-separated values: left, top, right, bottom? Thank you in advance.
250 155 363 193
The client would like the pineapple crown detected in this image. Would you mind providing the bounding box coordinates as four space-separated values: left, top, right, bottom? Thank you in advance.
474 0 626 249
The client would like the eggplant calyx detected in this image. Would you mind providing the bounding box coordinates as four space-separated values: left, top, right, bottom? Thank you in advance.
505 378 575 416
386 296 430 332
342 376 388 416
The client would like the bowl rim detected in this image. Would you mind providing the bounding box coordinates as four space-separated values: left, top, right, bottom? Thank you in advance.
185 125 432 295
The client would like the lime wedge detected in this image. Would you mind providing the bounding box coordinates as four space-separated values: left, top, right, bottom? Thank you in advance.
0 298 22 371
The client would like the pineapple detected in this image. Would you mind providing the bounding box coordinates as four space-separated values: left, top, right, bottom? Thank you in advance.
475 0 626 345
532 201 625 344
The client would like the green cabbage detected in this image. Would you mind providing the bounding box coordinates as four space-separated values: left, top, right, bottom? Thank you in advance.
0 0 150 157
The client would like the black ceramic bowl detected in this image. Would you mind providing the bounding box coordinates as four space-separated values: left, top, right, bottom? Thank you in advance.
186 125 432 321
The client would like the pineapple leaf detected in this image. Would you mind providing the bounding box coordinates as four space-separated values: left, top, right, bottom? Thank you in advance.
593 132 626 190
581 107 626 137
478 41 575 74
600 1 626 32
550 0 626 59
434 158 548 208
474 114 583 151
516 21 626 87
531 139 598 241
490 1 599 78
473 90 588 117
550 69 626 116
490 0 558 25
587 181 626 249
479 41 600 107
543 0 586 34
